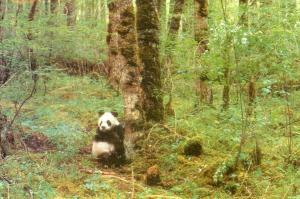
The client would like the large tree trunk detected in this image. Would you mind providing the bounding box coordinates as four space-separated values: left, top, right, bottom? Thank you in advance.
136 0 164 122
65 0 76 26
106 0 142 160
169 0 184 35
106 0 142 123
194 0 208 54
118 1 142 123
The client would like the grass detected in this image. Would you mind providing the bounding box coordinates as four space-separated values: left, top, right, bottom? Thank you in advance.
0 70 299 198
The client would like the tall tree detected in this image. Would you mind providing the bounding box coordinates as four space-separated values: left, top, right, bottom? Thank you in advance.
106 0 142 126
136 0 164 122
239 0 256 110
194 0 212 106
194 0 208 53
169 0 185 35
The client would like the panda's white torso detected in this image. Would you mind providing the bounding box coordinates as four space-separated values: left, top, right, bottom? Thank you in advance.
92 141 115 157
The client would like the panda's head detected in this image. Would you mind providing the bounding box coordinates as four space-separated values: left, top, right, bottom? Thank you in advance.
97 111 120 132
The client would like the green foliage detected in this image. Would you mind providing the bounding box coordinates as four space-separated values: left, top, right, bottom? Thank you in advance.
1 0 300 198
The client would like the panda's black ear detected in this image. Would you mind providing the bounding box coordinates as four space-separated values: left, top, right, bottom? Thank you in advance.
98 110 104 117
111 111 118 117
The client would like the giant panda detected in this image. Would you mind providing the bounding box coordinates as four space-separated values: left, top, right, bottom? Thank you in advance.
92 111 126 167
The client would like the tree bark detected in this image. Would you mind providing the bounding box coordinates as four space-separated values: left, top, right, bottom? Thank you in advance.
194 0 208 54
28 0 39 22
222 67 230 110
0 0 5 66
136 0 164 122
106 1 121 88
65 0 76 26
27 0 39 82
118 1 142 123
50 0 58 14
169 0 184 35
106 0 143 124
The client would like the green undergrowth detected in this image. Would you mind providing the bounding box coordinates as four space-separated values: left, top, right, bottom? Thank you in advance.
0 70 299 198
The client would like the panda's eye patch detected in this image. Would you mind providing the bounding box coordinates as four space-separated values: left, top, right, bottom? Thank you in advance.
107 120 111 126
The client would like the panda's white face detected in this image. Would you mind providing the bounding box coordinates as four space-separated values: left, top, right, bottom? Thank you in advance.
98 112 120 132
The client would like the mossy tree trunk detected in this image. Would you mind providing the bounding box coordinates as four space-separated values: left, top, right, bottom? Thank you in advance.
194 0 212 106
106 0 143 124
136 0 164 122
169 0 184 36
118 0 143 125
106 1 121 89
194 0 208 54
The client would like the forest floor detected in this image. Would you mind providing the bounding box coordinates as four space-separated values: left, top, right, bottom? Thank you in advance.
0 71 299 198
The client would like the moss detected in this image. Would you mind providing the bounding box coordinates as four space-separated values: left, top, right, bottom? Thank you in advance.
182 137 203 156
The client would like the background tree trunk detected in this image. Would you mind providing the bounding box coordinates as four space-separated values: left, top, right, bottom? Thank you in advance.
45 0 49 15
106 1 121 89
136 0 164 122
65 0 76 26
28 0 39 77
222 66 230 110
194 0 208 54
50 0 58 14
0 0 5 66
169 0 184 35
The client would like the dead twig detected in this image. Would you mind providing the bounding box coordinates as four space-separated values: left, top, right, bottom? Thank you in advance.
8 79 37 129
